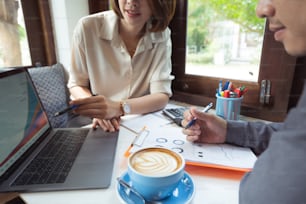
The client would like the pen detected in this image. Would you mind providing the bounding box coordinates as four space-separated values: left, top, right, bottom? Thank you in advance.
54 104 79 117
218 80 223 96
54 93 98 117
185 102 213 129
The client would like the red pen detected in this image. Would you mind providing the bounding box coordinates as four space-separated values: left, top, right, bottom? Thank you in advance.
234 88 242 97
223 90 230 98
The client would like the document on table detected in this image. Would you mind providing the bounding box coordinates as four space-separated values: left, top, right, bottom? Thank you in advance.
121 105 257 172
121 103 184 133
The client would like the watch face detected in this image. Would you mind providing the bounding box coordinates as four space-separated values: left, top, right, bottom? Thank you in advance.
123 102 131 114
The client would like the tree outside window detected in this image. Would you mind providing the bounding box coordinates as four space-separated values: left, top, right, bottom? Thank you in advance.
186 0 265 82
0 0 31 67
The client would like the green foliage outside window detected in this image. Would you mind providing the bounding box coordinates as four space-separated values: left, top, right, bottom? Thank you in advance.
208 0 264 33
187 0 265 65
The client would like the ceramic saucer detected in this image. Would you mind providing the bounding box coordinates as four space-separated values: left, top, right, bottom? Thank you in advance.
116 171 195 204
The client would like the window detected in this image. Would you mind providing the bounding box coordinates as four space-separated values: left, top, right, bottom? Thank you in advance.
0 0 56 69
169 0 300 122
186 0 265 82
0 0 31 67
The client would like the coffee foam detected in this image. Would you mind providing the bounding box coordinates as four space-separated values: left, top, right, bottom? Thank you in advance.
130 149 181 176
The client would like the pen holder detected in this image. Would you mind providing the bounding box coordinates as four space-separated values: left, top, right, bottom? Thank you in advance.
215 94 243 120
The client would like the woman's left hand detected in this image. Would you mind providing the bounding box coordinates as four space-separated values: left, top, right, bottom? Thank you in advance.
92 118 121 132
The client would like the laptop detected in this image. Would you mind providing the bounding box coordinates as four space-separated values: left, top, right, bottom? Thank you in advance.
0 68 118 192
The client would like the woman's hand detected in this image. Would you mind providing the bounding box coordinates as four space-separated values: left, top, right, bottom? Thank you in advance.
70 95 122 120
92 118 121 132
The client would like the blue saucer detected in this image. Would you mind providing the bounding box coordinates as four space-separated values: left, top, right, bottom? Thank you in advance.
116 171 195 204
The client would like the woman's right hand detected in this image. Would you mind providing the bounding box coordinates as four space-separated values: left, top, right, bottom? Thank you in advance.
70 95 122 120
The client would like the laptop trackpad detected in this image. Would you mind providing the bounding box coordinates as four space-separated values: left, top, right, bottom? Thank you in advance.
65 128 118 188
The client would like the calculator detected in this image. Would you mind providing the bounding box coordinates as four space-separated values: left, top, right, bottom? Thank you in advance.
162 107 187 126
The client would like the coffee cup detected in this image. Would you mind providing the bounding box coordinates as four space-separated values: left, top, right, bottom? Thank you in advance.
127 147 185 201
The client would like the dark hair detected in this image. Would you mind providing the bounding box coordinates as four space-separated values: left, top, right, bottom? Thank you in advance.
110 0 176 32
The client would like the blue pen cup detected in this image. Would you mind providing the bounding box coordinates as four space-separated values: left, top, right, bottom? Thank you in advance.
216 94 243 120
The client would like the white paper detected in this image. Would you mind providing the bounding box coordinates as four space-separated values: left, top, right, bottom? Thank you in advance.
123 111 257 170
120 104 184 133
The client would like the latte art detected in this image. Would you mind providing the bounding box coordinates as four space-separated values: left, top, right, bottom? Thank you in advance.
131 150 180 176
128 147 185 201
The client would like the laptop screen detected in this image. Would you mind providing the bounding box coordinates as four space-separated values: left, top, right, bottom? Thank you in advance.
0 69 50 177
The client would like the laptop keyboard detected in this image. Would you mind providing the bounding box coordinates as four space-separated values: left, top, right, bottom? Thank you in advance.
12 129 89 186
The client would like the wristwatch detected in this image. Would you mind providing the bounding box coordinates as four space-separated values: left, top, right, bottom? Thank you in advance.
120 101 131 116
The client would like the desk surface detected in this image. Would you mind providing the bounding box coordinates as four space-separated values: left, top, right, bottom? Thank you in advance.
0 104 248 204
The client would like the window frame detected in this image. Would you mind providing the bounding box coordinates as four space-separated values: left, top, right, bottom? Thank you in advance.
20 0 56 67
88 0 110 13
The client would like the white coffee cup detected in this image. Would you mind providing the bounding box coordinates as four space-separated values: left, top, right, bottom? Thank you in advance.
127 147 185 201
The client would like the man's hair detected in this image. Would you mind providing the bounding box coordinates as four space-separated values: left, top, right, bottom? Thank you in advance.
110 0 176 32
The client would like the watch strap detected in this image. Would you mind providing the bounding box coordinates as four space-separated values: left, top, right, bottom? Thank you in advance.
120 101 125 116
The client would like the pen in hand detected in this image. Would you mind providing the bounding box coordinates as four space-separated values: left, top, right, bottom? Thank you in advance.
54 104 79 117
54 93 98 117
184 102 213 129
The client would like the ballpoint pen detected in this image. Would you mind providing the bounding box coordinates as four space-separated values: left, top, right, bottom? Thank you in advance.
185 102 213 129
54 93 98 117
54 104 79 117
